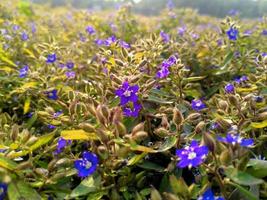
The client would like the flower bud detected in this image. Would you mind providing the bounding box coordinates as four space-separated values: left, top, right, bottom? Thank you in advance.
11 124 19 141
186 113 202 121
87 104 96 116
154 127 169 138
202 132 216 152
219 149 233 166
96 105 108 126
101 104 110 120
195 121 206 134
97 145 108 159
228 95 239 107
78 123 95 132
161 114 169 129
115 121 127 136
216 118 232 130
132 122 145 135
218 100 228 111
173 108 184 126
112 107 123 124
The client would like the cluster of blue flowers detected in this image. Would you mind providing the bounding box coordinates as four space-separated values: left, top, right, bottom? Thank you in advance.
115 81 142 117
156 55 177 78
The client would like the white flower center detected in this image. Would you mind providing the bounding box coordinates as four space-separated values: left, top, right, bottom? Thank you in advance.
196 102 202 107
124 90 132 97
82 160 92 169
188 152 197 160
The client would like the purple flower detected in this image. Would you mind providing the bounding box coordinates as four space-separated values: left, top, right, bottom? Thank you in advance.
123 102 142 117
66 71 76 78
243 29 252 36
160 30 170 43
262 29 267 36
226 27 238 41
105 35 117 46
228 9 239 16
224 83 235 93
176 140 209 169
46 89 58 100
95 39 104 46
191 99 206 111
46 53 57 64
217 133 254 147
21 32 29 41
55 137 71 154
177 26 186 36
12 25 20 31
66 61 74 69
86 26 95 35
167 0 175 10
0 183 8 200
210 122 220 130
19 65 29 78
234 75 248 84
53 111 63 118
115 81 139 105
74 151 99 178
191 33 199 40
217 39 223 46
156 55 177 78
47 124 56 130
198 188 224 200
119 40 131 48
253 96 263 103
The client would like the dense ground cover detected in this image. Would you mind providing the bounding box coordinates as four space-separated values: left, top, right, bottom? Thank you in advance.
0 1 267 200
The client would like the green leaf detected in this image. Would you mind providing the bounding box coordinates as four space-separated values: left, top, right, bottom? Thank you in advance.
169 175 189 198
70 175 101 198
222 51 234 68
61 129 99 140
86 191 108 200
250 120 267 129
26 112 38 129
0 155 18 170
30 131 55 151
151 188 162 200
138 161 165 172
225 167 263 186
227 181 258 200
155 136 177 152
183 76 206 83
146 95 173 104
246 159 267 178
7 180 41 200
127 153 147 166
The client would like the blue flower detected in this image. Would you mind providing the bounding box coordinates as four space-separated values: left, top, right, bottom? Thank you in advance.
234 75 248 84
55 137 71 154
115 81 139 105
177 26 186 36
74 151 99 178
224 83 235 93
226 27 238 41
228 9 239 16
262 29 267 36
104 35 117 46
66 61 74 69
217 133 254 147
243 29 252 36
47 124 56 130
46 89 58 100
12 24 20 31
46 53 57 64
167 0 175 10
156 55 177 79
86 26 95 35
53 111 63 118
21 32 29 41
66 71 76 79
191 99 206 111
123 102 142 117
95 39 104 46
198 188 224 200
119 40 131 48
160 30 170 43
19 65 29 78
253 95 263 103
0 183 7 200
176 140 209 169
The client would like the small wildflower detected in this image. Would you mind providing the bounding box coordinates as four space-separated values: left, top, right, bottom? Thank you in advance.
74 151 99 178
224 83 235 93
115 81 139 105
160 30 170 43
119 40 131 48
243 29 252 36
53 111 63 118
95 39 104 46
105 35 116 46
86 26 95 35
217 39 223 46
0 183 8 200
198 188 224 200
21 32 29 41
217 133 254 147
167 0 175 10
46 89 58 100
19 65 29 78
123 102 142 117
226 27 238 41
46 53 57 64
234 75 247 84
55 137 71 154
12 24 20 31
228 9 239 16
176 140 209 168
262 29 267 36
66 61 74 69
47 124 56 130
177 26 186 36
191 99 206 111
66 71 76 79
253 95 263 103
156 55 177 78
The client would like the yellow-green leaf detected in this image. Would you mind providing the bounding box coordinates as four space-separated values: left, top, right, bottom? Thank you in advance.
236 85 257 92
250 120 267 129
23 97 31 114
30 132 55 151
61 129 98 140
0 155 18 170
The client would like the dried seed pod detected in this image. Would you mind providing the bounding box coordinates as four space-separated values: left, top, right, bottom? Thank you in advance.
87 104 96 116
173 108 184 126
161 114 169 129
186 113 202 121
132 131 148 142
11 124 19 141
228 95 239 107
219 149 233 166
195 121 206 134
132 122 145 135
112 107 123 124
78 123 95 132
218 100 229 111
154 127 169 138
202 132 216 152
96 105 108 125
115 121 127 136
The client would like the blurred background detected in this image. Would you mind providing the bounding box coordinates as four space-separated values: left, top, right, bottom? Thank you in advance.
31 0 267 18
